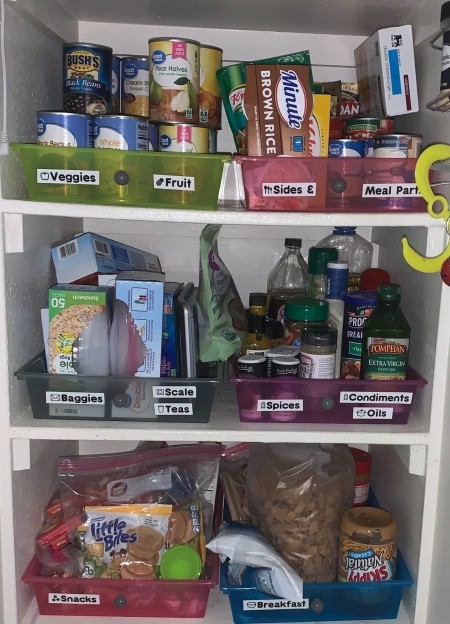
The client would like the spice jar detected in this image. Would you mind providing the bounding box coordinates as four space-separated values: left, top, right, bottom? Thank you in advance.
284 298 329 347
349 447 372 506
337 507 397 583
300 327 337 379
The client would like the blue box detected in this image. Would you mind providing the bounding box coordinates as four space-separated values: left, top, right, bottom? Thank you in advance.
161 282 183 377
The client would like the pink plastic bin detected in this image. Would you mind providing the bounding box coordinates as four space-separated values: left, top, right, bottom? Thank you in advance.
229 361 427 424
235 156 429 212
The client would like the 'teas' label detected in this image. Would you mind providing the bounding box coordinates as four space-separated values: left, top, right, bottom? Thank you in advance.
153 174 195 191
154 402 193 416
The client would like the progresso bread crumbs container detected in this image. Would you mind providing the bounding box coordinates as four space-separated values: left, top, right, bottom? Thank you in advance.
93 115 148 150
158 123 209 153
338 506 397 583
122 56 150 117
37 111 93 147
149 37 201 124
340 291 377 380
63 42 112 114
373 134 423 158
199 45 223 129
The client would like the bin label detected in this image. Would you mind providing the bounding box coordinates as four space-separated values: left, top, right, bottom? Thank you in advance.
48 593 101 605
353 407 394 420
340 391 412 404
46 391 105 405
262 182 316 197
243 599 309 610
153 174 195 191
37 169 100 185
152 385 197 398
257 399 303 411
362 183 421 198
154 402 193 416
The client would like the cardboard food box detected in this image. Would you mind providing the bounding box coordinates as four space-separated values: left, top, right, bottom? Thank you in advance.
51 232 161 285
309 93 331 157
246 64 314 156
355 25 419 117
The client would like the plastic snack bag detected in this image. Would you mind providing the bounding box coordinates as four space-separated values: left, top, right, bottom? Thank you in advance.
197 225 247 362
220 443 252 523
246 443 355 583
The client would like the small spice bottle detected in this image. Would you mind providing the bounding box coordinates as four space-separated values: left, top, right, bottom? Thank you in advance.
300 327 337 379
349 447 372 506
284 298 329 347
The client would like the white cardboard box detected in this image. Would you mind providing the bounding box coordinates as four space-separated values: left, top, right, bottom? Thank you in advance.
355 25 419 117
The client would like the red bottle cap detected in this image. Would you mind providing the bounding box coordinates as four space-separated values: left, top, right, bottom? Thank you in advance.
349 446 372 475
359 268 391 291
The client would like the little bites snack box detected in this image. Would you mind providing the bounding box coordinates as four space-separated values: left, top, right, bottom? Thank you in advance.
246 65 313 156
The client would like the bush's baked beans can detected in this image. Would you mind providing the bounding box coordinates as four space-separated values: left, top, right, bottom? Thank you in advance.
328 139 367 158
122 56 149 118
37 111 93 147
148 123 158 151
158 123 209 153
111 56 121 114
63 43 112 114
373 133 423 158
208 129 218 153
93 115 148 150
345 118 394 139
149 38 201 124
199 45 223 129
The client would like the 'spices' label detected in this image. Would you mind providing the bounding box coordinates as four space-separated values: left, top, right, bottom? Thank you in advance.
362 183 420 198
152 386 196 398
340 391 412 404
48 593 100 605
243 599 309 611
364 337 409 380
262 183 316 197
352 407 394 420
153 174 195 191
154 402 193 416
37 169 100 185
257 399 303 411
46 392 105 405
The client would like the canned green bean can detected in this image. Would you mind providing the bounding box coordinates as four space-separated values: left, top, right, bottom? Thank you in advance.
63 42 112 114
93 115 148 150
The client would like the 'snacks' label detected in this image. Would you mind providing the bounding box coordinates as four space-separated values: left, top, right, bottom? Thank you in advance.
48 593 101 605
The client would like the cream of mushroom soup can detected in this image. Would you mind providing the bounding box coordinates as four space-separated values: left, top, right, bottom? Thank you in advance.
199 44 223 129
149 38 201 124
158 123 209 153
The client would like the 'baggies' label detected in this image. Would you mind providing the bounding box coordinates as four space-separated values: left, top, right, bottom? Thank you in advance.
152 386 197 398
243 599 309 611
48 593 101 605
153 174 195 191
353 407 394 420
154 402 193 416
46 391 105 405
37 169 100 185
340 391 412 404
262 182 316 197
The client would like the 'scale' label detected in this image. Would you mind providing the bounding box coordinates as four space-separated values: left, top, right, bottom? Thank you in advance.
262 182 316 197
152 386 197 398
362 183 420 197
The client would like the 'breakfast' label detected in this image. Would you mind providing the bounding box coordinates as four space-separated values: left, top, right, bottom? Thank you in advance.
243 599 309 610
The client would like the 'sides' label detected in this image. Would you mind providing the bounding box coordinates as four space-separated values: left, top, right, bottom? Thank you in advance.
152 386 197 398
154 402 194 416
46 391 105 405
243 599 309 611
262 182 316 197
362 183 421 198
153 174 195 191
257 399 303 411
48 593 101 605
37 169 100 185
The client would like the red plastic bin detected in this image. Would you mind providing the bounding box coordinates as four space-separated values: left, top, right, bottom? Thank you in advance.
235 155 429 212
229 361 427 424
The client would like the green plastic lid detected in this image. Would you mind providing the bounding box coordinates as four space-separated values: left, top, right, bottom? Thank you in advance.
377 283 401 302
159 545 203 580
285 298 329 322
308 247 338 275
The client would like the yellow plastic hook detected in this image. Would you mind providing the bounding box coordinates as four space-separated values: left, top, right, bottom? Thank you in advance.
402 143 450 273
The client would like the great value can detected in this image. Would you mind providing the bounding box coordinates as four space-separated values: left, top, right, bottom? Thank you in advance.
345 118 394 139
122 56 149 117
373 133 423 158
208 129 218 153
93 115 149 150
148 123 158 151
340 291 377 380
199 45 223 129
328 139 367 158
158 123 209 153
37 111 93 147
148 37 201 124
111 55 121 114
63 42 112 114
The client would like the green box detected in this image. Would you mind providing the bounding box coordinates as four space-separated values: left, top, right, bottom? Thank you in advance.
13 144 231 210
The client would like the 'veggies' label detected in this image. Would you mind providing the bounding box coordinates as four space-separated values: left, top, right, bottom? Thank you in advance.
37 169 100 185
46 392 105 405
152 386 197 398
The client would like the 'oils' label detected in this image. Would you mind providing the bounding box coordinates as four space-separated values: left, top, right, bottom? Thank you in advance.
364 338 409 380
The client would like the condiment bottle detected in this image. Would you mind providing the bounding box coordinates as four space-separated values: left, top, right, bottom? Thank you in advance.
361 283 411 380
283 298 329 348
267 238 308 323
349 447 372 506
300 327 337 379
337 507 397 583
316 227 373 291
241 292 272 356
326 260 348 377
307 246 338 300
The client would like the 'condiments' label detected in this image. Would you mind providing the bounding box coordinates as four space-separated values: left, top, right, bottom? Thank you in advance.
363 337 409 380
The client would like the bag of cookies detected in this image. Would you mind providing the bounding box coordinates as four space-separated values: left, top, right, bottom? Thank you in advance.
246 443 354 583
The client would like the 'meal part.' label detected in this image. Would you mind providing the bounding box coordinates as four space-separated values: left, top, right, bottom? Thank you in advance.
243 599 309 611
37 169 100 185
362 183 420 198
46 391 105 405
153 174 195 191
154 402 194 416
340 391 413 404
152 385 197 398
48 593 101 605
262 182 316 197
353 407 394 420
257 399 304 411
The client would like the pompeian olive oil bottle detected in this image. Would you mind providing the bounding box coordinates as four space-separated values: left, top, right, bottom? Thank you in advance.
361 283 411 380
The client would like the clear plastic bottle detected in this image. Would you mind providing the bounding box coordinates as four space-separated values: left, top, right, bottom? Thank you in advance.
267 238 308 322
316 227 373 291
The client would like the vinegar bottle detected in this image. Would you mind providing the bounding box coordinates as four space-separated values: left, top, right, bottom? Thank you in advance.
267 238 308 322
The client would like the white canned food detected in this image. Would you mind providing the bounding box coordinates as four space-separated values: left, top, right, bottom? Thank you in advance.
158 123 209 153
373 134 423 158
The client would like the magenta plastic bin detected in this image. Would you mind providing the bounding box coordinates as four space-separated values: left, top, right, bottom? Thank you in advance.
229 361 427 425
235 156 430 213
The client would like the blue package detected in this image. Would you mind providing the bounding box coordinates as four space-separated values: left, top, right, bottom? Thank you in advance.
161 282 183 377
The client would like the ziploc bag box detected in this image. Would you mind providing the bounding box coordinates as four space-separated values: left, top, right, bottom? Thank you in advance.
355 25 418 116
161 282 183 377
115 271 165 377
51 232 161 284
